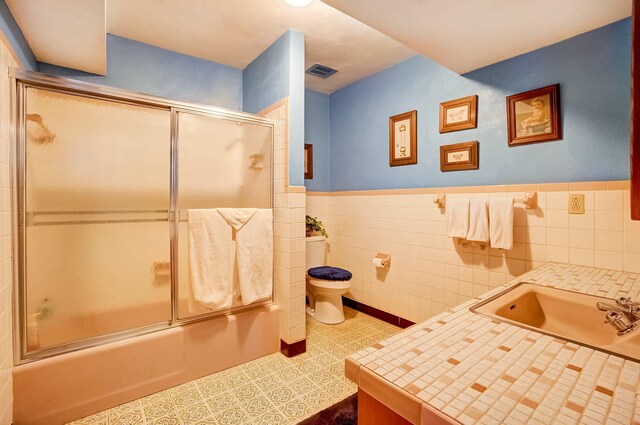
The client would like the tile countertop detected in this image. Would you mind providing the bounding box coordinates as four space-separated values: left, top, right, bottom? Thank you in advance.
345 263 640 425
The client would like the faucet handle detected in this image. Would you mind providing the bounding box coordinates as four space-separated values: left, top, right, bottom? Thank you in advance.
617 297 635 307
605 311 638 335
617 297 640 311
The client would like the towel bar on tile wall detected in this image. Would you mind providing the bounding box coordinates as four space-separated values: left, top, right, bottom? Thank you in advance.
433 192 538 210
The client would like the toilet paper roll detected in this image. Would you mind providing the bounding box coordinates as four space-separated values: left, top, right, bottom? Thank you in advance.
372 258 385 268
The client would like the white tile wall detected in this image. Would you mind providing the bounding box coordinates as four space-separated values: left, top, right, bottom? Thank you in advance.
0 39 15 425
262 98 306 345
307 185 640 325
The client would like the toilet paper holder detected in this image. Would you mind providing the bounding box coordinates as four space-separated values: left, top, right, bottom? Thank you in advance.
373 253 391 267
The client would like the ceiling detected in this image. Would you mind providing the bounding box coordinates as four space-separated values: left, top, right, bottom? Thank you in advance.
5 0 633 94
6 0 106 75
322 0 632 74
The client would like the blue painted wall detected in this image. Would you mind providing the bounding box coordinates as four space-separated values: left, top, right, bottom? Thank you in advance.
243 31 291 114
39 35 242 110
304 89 330 191
327 19 631 191
244 30 305 186
288 31 305 187
0 0 36 70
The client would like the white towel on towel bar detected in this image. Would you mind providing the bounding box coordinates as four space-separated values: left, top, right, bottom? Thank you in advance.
217 208 273 305
467 198 489 242
489 198 514 250
446 198 470 239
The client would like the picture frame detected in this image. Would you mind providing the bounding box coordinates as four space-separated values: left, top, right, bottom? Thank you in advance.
389 110 417 167
439 95 477 133
440 141 479 172
507 84 561 146
304 144 313 179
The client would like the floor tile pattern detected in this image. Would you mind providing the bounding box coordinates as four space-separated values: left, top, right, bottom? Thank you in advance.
68 307 399 425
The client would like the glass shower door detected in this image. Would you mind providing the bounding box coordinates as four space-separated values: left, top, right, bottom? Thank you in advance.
21 87 172 352
175 111 272 319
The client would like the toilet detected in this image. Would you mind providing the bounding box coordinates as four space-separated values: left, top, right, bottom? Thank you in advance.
305 236 352 324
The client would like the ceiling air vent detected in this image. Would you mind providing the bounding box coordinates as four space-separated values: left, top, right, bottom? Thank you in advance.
306 63 338 79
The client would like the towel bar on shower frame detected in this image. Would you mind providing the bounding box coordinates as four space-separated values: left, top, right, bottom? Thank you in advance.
23 209 271 226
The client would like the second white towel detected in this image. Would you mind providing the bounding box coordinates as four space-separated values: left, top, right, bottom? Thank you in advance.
489 198 514 250
228 209 273 305
188 208 273 310
467 198 489 242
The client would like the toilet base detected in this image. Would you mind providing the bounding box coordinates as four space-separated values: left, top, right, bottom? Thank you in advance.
312 293 345 324
306 276 350 325
306 306 315 319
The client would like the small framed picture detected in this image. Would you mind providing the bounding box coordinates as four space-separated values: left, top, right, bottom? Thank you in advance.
507 84 561 146
389 110 417 167
439 95 477 133
304 144 313 179
440 141 479 172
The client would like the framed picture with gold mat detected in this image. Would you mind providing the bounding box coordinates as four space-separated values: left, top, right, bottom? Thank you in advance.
439 95 477 133
440 141 478 172
389 110 417 167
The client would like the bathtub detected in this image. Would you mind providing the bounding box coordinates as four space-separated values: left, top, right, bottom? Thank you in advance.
13 303 280 424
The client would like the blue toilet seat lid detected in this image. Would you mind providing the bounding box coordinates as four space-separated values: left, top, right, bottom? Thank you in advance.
308 266 352 281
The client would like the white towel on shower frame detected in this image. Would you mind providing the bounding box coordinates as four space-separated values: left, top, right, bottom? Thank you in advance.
187 208 273 310
187 209 237 310
217 208 273 305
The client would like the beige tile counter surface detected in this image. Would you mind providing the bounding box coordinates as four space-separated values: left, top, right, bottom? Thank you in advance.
345 262 640 425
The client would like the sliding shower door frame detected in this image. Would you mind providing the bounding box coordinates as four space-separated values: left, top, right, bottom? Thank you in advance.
11 68 275 364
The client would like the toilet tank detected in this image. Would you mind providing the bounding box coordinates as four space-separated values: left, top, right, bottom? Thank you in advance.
306 236 326 269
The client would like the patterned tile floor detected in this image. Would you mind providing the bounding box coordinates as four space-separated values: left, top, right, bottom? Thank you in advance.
68 307 400 425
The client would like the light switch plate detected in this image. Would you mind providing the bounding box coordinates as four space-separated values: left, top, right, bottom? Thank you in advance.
568 194 585 214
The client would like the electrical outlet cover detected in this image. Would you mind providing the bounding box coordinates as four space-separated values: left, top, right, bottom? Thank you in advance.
568 194 585 214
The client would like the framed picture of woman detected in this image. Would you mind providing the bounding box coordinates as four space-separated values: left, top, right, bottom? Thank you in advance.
507 84 561 146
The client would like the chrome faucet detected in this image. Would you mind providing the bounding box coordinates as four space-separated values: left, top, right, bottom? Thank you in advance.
597 297 640 335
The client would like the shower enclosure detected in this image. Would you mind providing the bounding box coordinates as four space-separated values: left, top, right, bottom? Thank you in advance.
12 69 274 362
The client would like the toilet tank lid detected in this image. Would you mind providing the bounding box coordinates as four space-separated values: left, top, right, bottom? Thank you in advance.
306 236 325 242
308 266 352 281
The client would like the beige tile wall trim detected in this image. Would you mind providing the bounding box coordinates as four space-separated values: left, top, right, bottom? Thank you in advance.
0 31 21 68
262 97 305 345
306 180 630 197
0 33 16 425
258 98 286 116
284 97 289 189
259 97 290 190
287 185 306 193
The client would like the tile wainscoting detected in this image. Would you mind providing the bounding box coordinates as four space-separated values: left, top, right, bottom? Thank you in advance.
0 33 19 425
261 98 307 351
307 181 640 324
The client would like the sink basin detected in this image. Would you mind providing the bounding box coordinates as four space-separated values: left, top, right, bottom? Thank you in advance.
470 282 640 362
